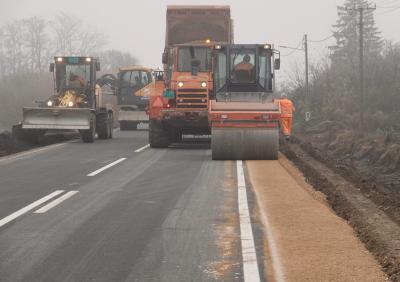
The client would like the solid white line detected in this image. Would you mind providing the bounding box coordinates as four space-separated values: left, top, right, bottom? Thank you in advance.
134 144 150 153
34 191 79 213
237 160 261 282
87 158 127 176
0 190 65 228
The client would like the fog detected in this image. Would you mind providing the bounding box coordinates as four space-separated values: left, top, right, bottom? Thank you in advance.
1 0 399 80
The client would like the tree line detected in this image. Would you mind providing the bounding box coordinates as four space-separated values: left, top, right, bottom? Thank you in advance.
289 0 400 132
0 13 138 130
0 12 137 77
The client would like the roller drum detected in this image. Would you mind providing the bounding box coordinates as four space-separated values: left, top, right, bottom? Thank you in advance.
211 127 279 160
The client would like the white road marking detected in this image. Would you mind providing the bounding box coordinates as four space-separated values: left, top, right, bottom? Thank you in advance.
0 190 65 228
34 191 79 213
134 144 150 153
237 160 261 282
87 158 127 176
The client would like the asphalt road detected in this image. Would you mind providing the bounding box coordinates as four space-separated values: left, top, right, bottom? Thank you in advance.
0 129 244 282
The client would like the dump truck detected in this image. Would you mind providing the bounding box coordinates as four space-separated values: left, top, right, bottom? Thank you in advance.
117 66 153 130
18 56 115 143
209 43 282 160
165 5 233 47
147 5 233 147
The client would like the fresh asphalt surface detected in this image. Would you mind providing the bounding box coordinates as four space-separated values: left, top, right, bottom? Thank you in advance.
0 129 244 282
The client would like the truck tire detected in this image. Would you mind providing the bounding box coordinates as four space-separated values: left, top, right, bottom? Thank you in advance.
108 113 114 139
80 128 95 143
149 120 170 148
80 116 95 143
97 113 109 140
169 129 182 143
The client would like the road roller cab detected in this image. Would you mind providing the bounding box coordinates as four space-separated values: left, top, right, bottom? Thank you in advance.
209 44 282 160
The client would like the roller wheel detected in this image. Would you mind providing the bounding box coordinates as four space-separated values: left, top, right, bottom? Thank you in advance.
211 127 279 160
149 120 170 148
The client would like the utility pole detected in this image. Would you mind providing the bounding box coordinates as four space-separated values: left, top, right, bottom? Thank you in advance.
279 36 311 121
349 4 376 130
304 34 309 98
359 7 365 129
304 34 310 121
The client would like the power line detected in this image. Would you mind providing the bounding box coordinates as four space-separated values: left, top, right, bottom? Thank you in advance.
308 34 335 43
376 5 400 15
280 38 304 57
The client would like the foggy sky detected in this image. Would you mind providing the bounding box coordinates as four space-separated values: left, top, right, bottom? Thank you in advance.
1 0 399 83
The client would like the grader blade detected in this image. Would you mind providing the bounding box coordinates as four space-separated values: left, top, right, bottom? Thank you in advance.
22 107 92 130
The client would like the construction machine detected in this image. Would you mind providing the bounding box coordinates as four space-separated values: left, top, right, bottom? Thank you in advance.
19 56 115 143
117 66 153 130
147 5 233 147
209 44 282 160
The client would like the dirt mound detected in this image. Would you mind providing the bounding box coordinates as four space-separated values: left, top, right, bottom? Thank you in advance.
0 130 78 158
0 131 23 157
293 121 400 225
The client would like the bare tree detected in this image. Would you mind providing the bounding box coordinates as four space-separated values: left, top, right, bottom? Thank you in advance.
1 20 26 75
51 13 107 56
24 17 49 73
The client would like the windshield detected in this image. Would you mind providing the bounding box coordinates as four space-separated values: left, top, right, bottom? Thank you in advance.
259 50 273 91
56 64 91 92
177 47 211 72
230 49 256 83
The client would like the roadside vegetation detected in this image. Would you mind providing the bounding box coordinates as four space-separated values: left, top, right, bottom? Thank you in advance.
0 13 138 131
288 0 400 194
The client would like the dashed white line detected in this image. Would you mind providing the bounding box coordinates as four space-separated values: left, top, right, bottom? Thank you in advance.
237 160 261 282
34 191 79 213
0 190 65 228
134 144 150 153
87 158 127 176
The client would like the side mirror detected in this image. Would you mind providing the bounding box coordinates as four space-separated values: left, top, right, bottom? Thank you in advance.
49 63 55 72
162 52 168 64
96 62 101 71
274 58 280 70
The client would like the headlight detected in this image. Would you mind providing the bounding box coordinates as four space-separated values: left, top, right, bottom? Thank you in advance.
56 57 63 62
68 101 74 107
178 82 184 88
201 82 207 88
85 57 92 62
47 100 53 107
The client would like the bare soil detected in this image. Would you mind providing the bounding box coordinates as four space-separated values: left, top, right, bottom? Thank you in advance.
247 157 387 282
281 136 400 281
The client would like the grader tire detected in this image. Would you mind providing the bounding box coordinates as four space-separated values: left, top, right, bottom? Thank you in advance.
97 114 109 140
